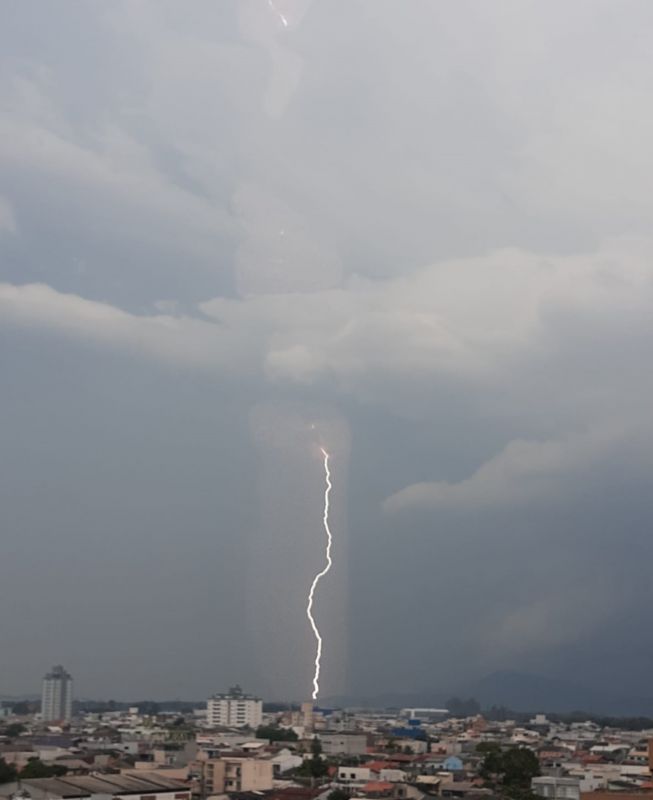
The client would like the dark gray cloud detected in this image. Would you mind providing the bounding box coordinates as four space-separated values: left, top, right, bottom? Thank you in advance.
1 0 653 702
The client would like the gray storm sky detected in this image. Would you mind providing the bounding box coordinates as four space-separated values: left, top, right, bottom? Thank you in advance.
2 0 653 702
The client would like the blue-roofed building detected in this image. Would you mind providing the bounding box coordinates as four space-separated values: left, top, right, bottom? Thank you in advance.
443 756 463 771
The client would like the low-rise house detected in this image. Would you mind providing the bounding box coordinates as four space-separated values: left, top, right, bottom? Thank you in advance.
379 769 408 783
565 766 609 793
361 762 407 783
270 748 303 776
338 767 372 783
589 745 629 762
391 741 428 756
532 775 581 800
413 775 441 795
0 747 35 772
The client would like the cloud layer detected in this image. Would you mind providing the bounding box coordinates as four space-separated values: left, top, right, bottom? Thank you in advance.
2 0 653 700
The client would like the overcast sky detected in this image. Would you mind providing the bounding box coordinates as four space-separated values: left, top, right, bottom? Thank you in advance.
2 0 653 703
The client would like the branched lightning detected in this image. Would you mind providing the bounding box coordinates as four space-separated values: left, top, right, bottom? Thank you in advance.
306 447 333 701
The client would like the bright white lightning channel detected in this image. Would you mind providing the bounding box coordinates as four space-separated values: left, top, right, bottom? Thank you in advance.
306 447 333 701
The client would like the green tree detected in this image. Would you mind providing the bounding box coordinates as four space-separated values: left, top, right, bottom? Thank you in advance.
477 742 501 753
479 746 540 794
308 736 328 778
19 759 68 779
501 748 540 787
479 743 503 779
294 738 328 779
256 725 299 742
3 723 25 739
0 759 17 785
327 790 349 800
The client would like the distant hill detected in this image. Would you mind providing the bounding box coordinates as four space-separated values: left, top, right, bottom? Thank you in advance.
325 671 653 716
458 670 653 716
0 694 39 702
323 689 449 709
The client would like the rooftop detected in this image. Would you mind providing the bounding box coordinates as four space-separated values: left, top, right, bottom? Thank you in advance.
16 773 188 798
209 685 261 702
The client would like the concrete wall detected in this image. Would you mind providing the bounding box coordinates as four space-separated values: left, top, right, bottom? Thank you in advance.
271 752 303 774
338 767 372 782
321 734 368 756
237 759 274 792
198 757 273 794
202 758 227 794
532 777 580 800
380 769 407 782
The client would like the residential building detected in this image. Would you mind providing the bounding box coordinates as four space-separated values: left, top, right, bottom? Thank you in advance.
200 758 226 795
532 776 581 800
223 756 273 793
196 756 273 794
337 766 372 783
206 685 262 729
301 702 314 732
271 748 303 775
41 665 73 722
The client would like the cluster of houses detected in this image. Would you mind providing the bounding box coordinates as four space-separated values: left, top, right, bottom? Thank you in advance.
1 702 652 800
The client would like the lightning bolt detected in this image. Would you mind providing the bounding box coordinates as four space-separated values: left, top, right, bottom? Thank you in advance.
306 447 333 701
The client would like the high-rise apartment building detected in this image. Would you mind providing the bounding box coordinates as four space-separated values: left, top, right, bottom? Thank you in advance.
41 665 73 721
206 685 262 728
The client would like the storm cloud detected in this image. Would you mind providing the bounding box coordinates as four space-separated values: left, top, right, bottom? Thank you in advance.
2 0 653 702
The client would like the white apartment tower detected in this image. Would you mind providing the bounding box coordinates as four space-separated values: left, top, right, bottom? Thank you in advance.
207 685 262 728
41 665 73 721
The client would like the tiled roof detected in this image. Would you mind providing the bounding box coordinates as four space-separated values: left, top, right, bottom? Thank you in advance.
362 782 394 793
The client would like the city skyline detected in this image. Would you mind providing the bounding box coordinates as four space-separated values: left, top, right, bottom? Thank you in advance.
8 666 653 719
4 693 653 800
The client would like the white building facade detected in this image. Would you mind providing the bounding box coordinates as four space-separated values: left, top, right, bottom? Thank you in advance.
206 685 262 729
532 776 581 800
41 665 73 721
